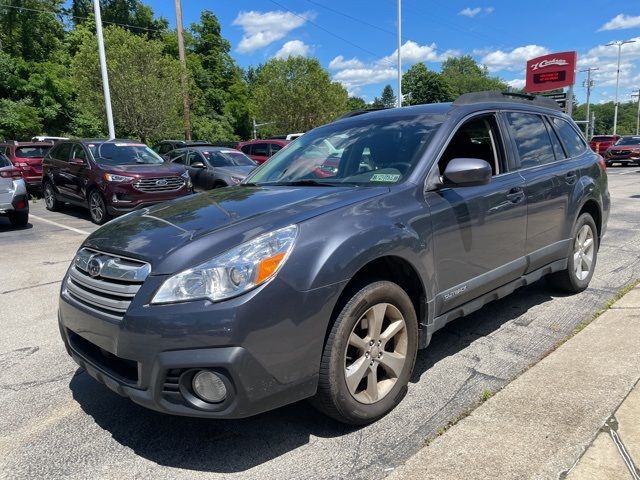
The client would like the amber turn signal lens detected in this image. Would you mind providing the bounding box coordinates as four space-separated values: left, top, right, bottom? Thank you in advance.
256 252 286 284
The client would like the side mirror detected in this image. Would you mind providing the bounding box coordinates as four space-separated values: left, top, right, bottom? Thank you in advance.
442 158 492 187
190 161 205 169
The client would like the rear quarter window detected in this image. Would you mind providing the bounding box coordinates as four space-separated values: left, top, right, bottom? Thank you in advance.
552 118 587 158
0 153 11 168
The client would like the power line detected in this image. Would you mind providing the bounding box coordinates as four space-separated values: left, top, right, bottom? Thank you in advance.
0 2 166 33
265 0 397 68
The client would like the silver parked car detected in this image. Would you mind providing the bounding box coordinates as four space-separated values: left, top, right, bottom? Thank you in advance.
0 153 29 227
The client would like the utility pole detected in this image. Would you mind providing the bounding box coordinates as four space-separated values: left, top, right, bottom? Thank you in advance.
252 118 275 140
93 0 115 139
606 39 636 135
580 67 598 137
396 0 402 108
632 90 640 135
590 111 596 139
174 0 192 140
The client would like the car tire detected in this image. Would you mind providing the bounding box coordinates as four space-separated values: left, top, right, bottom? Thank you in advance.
8 210 28 227
88 190 110 225
547 213 598 293
44 181 61 211
311 280 418 425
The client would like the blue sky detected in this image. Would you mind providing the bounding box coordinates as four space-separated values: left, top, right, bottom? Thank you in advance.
145 0 639 104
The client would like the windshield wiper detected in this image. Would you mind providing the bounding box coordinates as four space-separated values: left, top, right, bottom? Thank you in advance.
277 180 338 187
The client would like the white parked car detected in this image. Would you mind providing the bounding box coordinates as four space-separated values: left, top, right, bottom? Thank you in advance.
0 153 29 227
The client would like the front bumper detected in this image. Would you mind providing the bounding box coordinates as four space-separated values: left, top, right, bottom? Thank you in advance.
103 184 192 216
58 274 343 418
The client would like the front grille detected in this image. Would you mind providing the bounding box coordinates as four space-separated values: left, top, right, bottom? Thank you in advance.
611 150 630 155
133 176 184 193
64 248 150 321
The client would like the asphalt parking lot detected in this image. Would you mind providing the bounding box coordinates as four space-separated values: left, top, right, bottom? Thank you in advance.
1 168 639 480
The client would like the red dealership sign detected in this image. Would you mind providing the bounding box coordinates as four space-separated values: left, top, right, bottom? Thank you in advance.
525 51 577 93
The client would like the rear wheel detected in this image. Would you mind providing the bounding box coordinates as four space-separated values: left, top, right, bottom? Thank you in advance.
89 190 110 225
547 213 598 293
8 210 28 227
44 181 61 211
311 280 418 424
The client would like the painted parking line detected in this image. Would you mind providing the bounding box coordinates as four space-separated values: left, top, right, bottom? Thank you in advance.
29 214 91 236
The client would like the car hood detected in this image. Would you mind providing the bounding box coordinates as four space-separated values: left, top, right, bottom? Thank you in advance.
84 185 387 274
98 162 186 176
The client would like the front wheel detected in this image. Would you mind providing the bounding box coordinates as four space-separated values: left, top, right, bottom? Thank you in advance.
311 281 418 424
44 182 61 211
547 213 598 293
89 190 110 225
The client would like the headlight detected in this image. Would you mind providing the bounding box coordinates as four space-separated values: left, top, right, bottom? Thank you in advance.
151 225 298 304
230 176 243 184
104 173 134 182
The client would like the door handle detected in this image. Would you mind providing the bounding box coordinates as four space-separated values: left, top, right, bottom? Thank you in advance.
506 187 525 203
565 171 577 184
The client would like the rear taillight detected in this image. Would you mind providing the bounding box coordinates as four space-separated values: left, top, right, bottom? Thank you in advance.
0 168 23 179
14 199 26 209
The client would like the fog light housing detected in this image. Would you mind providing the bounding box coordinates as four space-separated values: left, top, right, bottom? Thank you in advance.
192 370 227 403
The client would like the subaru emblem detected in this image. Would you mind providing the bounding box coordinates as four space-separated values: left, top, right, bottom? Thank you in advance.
87 256 103 278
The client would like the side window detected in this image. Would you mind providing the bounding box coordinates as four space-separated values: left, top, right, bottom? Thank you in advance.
0 153 10 167
552 117 587 158
505 112 556 169
158 144 169 154
252 143 269 157
187 151 200 166
56 143 73 162
270 143 283 155
439 115 504 175
171 150 187 164
545 117 567 161
71 144 86 162
240 145 252 155
0 147 7 156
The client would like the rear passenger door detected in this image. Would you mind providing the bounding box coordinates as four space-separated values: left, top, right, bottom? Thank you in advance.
503 112 575 271
51 142 74 198
250 143 270 164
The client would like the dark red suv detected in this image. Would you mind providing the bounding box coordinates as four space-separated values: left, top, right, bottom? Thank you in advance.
589 135 620 154
236 139 289 164
42 139 191 224
0 141 53 190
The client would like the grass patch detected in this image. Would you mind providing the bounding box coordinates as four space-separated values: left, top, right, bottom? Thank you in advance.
481 388 493 402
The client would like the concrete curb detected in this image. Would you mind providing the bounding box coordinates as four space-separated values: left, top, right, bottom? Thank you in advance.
387 285 640 480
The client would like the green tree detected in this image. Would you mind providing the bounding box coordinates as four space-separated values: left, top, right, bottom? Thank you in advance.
346 96 367 111
440 55 507 97
380 84 396 108
72 26 182 142
252 57 348 134
402 63 455 105
0 99 43 139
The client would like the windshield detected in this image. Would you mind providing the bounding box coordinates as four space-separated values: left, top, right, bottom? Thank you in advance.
88 142 164 165
203 150 256 167
615 137 640 146
16 146 51 158
246 116 442 186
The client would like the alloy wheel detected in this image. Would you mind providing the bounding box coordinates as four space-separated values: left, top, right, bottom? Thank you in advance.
44 185 55 209
90 193 104 223
344 303 408 404
574 224 595 281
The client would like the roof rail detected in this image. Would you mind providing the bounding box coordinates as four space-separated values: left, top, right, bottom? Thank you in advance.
334 107 391 121
453 90 562 111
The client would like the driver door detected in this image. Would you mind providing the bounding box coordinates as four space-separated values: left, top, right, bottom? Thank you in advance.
424 114 528 315
186 150 208 191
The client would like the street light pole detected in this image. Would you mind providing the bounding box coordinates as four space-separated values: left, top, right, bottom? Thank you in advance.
606 39 636 135
174 0 192 141
632 90 640 135
93 0 115 139
396 0 402 108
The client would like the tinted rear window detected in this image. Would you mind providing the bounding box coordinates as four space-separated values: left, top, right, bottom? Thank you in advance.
551 118 586 157
0 153 11 168
16 146 51 158
615 137 640 146
505 112 556 168
591 136 615 142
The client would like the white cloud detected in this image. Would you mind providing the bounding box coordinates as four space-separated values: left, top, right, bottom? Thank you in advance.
329 55 365 70
233 10 314 53
459 7 481 17
481 44 549 71
459 7 494 17
273 40 310 59
331 41 457 91
599 14 640 32
379 40 459 65
506 78 526 89
577 38 640 91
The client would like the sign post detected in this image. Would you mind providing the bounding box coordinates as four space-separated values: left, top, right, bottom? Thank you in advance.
525 51 577 115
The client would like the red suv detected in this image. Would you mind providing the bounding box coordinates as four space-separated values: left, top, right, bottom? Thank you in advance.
42 139 191 224
589 135 620 154
237 139 289 164
0 142 53 190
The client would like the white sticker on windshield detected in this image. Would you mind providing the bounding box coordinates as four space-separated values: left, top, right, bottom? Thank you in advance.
114 143 144 147
220 150 236 154
371 173 401 182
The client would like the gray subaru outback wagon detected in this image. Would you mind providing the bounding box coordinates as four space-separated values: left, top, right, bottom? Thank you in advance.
58 92 609 424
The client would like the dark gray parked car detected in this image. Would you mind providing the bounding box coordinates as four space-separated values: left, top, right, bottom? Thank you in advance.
58 92 609 424
168 146 257 190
